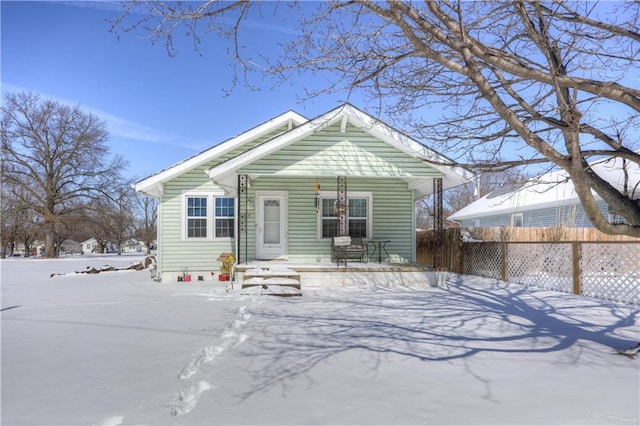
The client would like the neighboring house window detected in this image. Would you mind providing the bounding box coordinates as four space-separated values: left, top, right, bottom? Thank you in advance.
318 192 371 238
215 197 235 238
184 194 236 240
511 212 524 227
608 213 627 225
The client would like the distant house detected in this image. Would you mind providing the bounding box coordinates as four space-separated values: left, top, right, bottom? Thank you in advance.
60 239 81 254
81 238 118 254
448 157 640 228
121 239 154 253
134 103 473 282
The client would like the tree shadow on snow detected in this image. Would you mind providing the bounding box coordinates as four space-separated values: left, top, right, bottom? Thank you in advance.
236 276 639 399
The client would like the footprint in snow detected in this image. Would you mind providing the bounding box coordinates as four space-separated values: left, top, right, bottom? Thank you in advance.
92 416 124 426
179 345 227 380
169 381 212 416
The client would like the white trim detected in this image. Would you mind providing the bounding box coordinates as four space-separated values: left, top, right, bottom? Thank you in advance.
511 212 524 227
134 110 308 197
255 191 288 259
182 193 213 240
206 104 473 194
181 192 237 241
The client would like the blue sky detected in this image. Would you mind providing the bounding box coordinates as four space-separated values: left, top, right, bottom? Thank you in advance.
1 1 353 180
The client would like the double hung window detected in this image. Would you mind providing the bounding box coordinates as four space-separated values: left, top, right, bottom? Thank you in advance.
184 194 235 240
186 196 208 238
319 192 371 238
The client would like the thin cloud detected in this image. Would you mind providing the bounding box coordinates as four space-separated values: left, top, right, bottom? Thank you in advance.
1 83 212 151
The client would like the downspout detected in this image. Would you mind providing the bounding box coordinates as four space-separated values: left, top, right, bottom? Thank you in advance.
154 187 163 282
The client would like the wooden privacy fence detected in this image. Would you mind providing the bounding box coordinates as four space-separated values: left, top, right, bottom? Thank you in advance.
461 226 640 242
424 241 639 305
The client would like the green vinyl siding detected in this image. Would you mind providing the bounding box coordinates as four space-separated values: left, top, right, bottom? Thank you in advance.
240 124 440 178
243 176 415 262
156 122 440 277
156 124 294 276
159 161 236 275
208 124 292 169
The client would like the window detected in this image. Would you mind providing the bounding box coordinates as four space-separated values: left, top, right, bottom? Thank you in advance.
511 212 524 227
215 197 235 238
321 198 339 238
186 196 208 238
319 192 371 238
184 194 235 240
348 198 368 237
608 213 627 225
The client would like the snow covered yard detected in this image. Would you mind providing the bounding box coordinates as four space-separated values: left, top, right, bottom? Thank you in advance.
1 256 639 425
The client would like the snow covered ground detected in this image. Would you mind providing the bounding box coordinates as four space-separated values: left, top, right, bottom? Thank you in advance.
1 255 639 425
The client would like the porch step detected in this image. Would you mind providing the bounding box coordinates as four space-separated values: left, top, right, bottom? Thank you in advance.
241 284 302 297
241 267 301 296
242 277 301 289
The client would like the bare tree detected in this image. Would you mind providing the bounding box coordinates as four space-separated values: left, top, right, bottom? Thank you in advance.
1 92 128 257
85 184 135 255
417 169 530 230
133 191 157 255
113 1 640 237
107 184 136 255
0 183 22 257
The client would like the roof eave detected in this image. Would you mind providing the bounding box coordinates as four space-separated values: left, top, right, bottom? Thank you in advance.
134 110 308 194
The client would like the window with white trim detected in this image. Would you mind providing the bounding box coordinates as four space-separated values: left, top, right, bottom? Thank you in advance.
186 196 208 238
608 213 627 225
511 212 524 227
318 192 371 238
184 194 235 240
215 197 235 238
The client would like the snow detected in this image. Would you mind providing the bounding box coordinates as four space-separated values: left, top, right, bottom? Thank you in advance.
1 254 639 425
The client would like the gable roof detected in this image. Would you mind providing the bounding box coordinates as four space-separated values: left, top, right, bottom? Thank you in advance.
134 110 308 197
448 156 640 221
206 103 473 197
134 103 473 198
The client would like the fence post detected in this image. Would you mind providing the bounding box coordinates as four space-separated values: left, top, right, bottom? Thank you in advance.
501 241 507 282
572 242 581 295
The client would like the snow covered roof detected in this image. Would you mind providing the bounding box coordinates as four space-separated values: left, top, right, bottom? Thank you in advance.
448 157 640 221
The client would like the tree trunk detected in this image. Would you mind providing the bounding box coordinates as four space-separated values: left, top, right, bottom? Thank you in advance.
44 221 56 258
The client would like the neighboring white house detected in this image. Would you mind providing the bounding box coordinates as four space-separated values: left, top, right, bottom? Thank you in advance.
81 238 118 254
121 239 155 253
448 157 640 228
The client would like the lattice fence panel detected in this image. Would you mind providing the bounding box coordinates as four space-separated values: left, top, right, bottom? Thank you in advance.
580 243 640 305
506 244 573 294
463 243 502 280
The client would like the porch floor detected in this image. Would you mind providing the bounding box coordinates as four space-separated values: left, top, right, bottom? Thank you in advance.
235 261 436 289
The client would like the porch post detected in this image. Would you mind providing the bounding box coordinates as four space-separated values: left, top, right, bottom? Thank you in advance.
337 176 348 236
238 174 249 264
433 178 444 268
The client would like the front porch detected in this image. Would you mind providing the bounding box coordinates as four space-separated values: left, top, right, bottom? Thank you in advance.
235 261 438 289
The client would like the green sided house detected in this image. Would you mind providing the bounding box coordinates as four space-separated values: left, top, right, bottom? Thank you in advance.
134 104 472 282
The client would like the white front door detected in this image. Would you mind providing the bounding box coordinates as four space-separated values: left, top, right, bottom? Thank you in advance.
257 193 287 259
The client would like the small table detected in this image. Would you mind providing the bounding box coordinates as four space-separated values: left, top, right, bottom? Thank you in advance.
365 239 391 263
